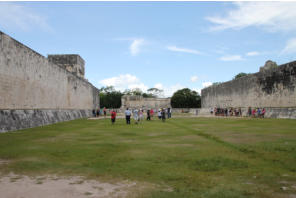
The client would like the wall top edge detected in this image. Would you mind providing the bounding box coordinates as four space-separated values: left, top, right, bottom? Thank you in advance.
0 30 99 91
201 60 296 94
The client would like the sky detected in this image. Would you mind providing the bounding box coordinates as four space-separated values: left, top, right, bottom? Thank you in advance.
1 1 296 97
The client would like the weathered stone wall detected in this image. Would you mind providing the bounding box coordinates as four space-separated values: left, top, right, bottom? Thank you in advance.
0 109 92 132
0 31 99 132
121 95 171 110
201 61 296 108
48 54 85 78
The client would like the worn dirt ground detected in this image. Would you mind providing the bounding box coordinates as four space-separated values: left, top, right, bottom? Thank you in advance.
0 172 145 198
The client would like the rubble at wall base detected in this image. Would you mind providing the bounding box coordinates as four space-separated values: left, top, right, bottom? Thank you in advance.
0 109 92 133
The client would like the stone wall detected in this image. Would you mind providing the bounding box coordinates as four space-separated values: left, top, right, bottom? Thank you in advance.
121 95 171 110
0 31 99 132
201 60 296 108
0 109 92 132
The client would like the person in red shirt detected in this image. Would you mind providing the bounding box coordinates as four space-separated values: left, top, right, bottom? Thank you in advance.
111 109 116 124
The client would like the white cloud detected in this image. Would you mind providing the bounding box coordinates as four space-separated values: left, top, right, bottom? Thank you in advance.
99 74 148 92
152 83 186 97
281 38 296 54
220 55 243 61
154 83 164 90
246 51 259 56
130 39 145 56
202 82 213 88
206 2 296 32
190 76 198 82
0 2 52 32
128 83 148 92
167 46 203 55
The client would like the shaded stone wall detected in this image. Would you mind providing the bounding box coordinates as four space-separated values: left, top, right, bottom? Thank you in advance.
0 31 99 132
121 95 171 110
201 61 296 108
0 109 92 132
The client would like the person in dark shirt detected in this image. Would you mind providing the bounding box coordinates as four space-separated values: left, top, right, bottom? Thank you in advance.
147 109 151 121
161 108 166 122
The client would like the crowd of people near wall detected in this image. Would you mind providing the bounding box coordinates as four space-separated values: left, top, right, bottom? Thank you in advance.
92 107 172 124
125 107 172 124
211 107 266 118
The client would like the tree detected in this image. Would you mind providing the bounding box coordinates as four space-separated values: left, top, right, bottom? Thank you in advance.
171 88 201 108
147 88 164 98
212 82 222 86
234 72 248 79
99 86 123 108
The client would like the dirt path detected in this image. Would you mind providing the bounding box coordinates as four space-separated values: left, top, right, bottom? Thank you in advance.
0 173 141 198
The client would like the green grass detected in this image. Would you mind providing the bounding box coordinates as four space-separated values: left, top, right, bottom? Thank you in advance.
0 117 296 197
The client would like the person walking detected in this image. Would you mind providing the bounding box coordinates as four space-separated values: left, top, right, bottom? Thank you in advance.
146 109 151 121
150 109 154 120
97 108 100 117
111 109 116 124
139 109 144 121
261 108 266 118
158 109 162 119
125 108 131 124
103 107 107 118
133 109 139 124
167 107 171 118
161 108 166 122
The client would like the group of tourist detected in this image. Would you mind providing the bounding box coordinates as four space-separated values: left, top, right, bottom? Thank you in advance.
211 107 242 117
92 107 172 124
124 107 172 124
92 107 107 118
210 107 266 118
248 107 266 118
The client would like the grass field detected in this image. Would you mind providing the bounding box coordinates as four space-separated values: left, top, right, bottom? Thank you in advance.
0 117 296 198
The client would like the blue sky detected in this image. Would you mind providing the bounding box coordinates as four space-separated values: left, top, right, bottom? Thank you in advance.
1 1 296 96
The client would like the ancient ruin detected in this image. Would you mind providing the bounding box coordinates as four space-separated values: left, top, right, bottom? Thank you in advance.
201 60 296 118
121 95 171 110
0 31 100 132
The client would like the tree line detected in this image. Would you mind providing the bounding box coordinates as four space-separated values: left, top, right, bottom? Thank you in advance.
99 86 201 109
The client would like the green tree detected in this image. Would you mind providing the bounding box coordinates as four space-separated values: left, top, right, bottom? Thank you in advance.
147 88 163 98
234 72 248 79
99 86 123 108
171 88 201 108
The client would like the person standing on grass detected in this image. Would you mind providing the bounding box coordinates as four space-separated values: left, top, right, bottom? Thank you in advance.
150 109 154 119
248 107 252 117
139 109 144 121
97 108 100 117
252 108 256 118
103 107 107 118
111 109 116 124
146 109 151 121
158 109 162 119
133 108 139 124
125 108 131 124
168 107 172 118
161 108 166 122
261 108 266 118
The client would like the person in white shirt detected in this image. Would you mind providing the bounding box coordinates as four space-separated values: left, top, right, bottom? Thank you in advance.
125 108 131 124
133 109 139 124
139 109 144 121
158 109 162 119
